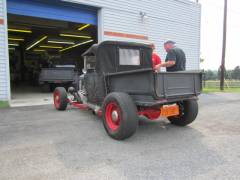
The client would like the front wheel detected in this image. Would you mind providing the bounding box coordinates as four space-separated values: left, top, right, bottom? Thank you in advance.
102 92 138 140
53 87 68 111
168 99 198 126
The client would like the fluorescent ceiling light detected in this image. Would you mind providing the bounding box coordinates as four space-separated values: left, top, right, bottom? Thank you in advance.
9 43 19 46
60 39 94 52
78 24 90 31
8 37 24 41
8 28 32 33
40 45 63 49
26 36 48 50
60 33 91 39
48 40 75 45
34 49 46 52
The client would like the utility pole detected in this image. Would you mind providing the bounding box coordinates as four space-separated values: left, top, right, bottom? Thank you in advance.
220 0 228 90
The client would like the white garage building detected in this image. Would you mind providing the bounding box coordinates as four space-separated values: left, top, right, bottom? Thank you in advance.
0 0 201 103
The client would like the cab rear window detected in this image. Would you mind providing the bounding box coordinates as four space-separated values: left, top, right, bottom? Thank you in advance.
119 48 140 66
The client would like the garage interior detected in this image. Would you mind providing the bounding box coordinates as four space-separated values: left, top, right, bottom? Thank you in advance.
7 0 97 106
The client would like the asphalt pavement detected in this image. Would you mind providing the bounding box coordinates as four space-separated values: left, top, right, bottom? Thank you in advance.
0 93 240 180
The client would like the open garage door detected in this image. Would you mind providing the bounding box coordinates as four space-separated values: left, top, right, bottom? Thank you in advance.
7 0 97 25
7 0 98 107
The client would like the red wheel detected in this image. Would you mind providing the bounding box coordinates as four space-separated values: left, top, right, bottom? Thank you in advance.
102 92 138 140
105 102 121 132
54 90 61 109
53 87 68 111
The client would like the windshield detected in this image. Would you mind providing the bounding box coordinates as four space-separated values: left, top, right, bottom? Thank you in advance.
85 56 96 70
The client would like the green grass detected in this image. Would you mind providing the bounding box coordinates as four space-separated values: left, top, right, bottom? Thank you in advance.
0 101 9 108
203 87 240 93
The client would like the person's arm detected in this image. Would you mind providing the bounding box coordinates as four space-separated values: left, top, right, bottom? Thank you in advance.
155 49 176 71
154 61 175 71
159 61 175 67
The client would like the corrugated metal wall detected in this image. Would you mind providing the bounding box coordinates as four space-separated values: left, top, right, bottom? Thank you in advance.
0 0 200 101
0 0 9 101
66 0 201 70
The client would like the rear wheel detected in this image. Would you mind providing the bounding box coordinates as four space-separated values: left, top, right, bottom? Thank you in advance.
102 92 138 140
168 99 198 126
53 87 68 111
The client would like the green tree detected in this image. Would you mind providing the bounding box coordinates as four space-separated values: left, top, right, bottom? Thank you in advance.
232 66 240 80
204 70 218 80
226 70 233 79
218 66 228 80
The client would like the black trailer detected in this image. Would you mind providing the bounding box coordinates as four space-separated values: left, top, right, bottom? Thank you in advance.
39 65 79 92
53 41 202 140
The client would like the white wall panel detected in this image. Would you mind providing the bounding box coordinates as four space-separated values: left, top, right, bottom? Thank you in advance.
65 0 201 70
0 0 9 101
0 0 201 101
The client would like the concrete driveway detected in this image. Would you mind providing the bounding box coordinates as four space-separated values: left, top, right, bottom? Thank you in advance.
0 93 240 180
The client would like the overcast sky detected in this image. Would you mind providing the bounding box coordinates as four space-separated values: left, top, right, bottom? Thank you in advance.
199 0 240 70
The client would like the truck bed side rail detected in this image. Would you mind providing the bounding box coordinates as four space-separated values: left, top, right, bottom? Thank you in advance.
155 71 202 99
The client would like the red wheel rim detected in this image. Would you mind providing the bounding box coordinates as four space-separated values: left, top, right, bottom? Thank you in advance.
54 90 60 109
105 102 121 131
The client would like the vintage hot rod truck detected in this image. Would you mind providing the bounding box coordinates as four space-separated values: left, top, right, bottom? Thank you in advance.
53 41 202 140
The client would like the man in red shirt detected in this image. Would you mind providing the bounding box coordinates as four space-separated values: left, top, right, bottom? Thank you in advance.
150 44 161 71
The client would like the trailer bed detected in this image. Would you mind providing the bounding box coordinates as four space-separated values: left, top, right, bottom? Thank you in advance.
39 67 76 83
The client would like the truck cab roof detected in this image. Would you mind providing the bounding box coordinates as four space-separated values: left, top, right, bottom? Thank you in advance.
82 41 153 74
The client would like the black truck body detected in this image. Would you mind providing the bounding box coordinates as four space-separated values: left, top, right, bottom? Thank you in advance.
53 41 202 140
82 41 202 106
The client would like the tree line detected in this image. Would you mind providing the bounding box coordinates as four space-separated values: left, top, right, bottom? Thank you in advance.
203 66 240 80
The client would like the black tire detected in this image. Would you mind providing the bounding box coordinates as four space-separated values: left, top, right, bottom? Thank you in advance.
168 99 198 126
102 92 138 140
53 87 68 111
50 84 56 92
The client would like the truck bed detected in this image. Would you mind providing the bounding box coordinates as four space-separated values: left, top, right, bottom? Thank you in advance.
107 69 202 105
155 71 202 98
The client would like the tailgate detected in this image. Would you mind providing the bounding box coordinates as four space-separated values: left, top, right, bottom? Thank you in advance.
39 68 75 82
155 71 202 98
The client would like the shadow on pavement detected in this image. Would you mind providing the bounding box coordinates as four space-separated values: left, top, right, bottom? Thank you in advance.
53 115 224 179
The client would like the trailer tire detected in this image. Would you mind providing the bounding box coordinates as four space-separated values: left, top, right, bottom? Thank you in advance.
168 100 198 126
53 87 68 111
50 84 56 92
102 92 138 140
